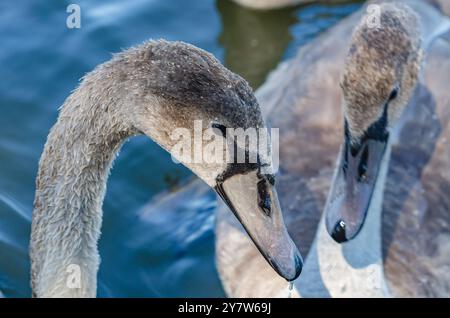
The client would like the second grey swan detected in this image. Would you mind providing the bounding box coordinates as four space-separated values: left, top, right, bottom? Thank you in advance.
216 0 450 297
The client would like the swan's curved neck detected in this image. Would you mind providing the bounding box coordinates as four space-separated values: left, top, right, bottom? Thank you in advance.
296 144 392 298
30 91 135 297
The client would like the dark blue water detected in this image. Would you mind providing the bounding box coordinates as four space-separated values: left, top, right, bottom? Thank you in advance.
0 0 361 297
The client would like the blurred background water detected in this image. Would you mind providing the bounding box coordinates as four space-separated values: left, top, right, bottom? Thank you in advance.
0 0 361 297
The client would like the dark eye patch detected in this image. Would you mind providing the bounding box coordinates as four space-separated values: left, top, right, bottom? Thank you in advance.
365 103 389 142
388 87 399 102
212 123 227 137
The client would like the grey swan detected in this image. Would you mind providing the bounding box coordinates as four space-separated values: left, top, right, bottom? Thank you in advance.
29 40 302 297
216 0 450 297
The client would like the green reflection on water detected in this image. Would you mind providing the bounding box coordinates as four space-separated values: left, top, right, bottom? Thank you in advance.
217 0 299 89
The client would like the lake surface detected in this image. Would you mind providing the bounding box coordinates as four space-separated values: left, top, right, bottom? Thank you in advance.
0 0 361 297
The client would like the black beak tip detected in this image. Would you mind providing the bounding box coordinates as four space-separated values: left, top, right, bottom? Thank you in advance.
331 220 348 243
293 253 304 281
286 252 303 282
267 252 303 282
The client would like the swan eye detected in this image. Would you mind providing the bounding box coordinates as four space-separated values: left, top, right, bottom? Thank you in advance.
388 87 398 102
212 123 227 137
257 179 271 216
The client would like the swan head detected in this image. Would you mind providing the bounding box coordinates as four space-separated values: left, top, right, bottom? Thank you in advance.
325 4 423 242
125 40 302 280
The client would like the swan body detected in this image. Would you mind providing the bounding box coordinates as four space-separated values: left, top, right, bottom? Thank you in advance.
216 0 450 297
30 40 302 297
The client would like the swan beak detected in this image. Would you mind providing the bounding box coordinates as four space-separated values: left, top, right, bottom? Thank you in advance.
215 170 303 281
325 138 387 243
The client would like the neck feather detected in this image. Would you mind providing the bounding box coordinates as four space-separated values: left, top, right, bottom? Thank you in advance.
30 85 136 297
296 144 392 298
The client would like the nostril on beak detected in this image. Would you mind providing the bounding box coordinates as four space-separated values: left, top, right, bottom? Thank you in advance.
331 220 348 243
